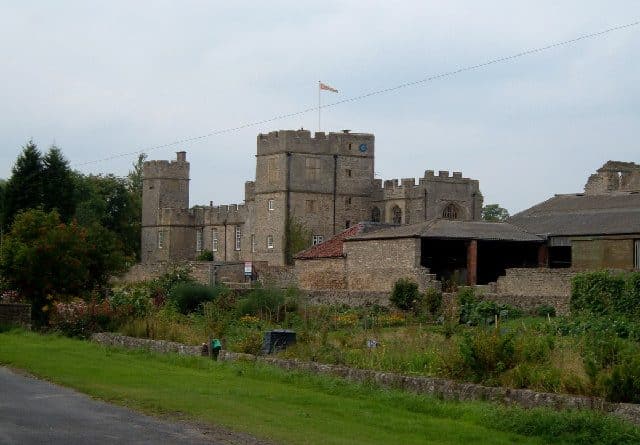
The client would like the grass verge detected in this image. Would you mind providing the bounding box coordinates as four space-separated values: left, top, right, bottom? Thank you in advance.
1 329 638 445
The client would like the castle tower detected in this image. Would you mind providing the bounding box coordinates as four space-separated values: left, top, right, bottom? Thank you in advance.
252 129 375 265
141 151 191 263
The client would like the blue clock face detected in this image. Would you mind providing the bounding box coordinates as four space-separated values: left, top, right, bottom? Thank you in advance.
358 143 368 153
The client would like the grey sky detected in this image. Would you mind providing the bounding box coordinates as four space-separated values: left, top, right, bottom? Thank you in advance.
1 1 638 213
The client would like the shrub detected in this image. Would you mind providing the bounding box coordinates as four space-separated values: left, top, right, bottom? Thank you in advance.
602 357 640 403
458 329 516 383
237 286 285 322
196 250 214 261
390 278 422 311
152 263 195 297
423 288 443 316
571 271 625 315
169 282 219 314
621 272 640 316
535 305 556 318
109 285 152 319
49 298 114 338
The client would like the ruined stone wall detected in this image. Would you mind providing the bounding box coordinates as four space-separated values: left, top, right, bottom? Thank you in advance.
0 304 31 328
584 161 640 195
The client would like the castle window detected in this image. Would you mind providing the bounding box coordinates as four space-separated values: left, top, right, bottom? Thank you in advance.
235 226 241 251
268 198 274 210
196 228 203 252
345 197 352 206
392 205 402 224
305 157 320 181
348 143 352 150
443 203 458 220
305 200 315 213
251 234 256 253
212 229 218 252
371 207 381 223
346 168 352 177
312 235 324 245
158 230 164 249
267 235 274 249
345 220 350 229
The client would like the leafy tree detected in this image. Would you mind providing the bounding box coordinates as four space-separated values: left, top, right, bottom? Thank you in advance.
0 209 127 325
3 140 43 227
0 179 6 234
125 154 146 260
482 204 510 222
42 146 77 222
284 216 312 265
75 174 138 261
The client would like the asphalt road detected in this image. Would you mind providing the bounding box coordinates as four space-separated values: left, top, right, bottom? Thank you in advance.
0 366 221 445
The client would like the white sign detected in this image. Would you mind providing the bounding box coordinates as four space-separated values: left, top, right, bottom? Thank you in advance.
244 261 253 275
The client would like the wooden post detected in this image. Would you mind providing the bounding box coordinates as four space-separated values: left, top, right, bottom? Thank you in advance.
538 244 549 267
467 240 478 286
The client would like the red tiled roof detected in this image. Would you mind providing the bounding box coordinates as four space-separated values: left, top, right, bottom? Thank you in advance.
294 224 365 260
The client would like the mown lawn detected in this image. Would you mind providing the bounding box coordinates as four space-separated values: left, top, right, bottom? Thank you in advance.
1 330 638 445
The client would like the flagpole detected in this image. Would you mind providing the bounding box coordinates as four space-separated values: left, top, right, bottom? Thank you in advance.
318 81 321 131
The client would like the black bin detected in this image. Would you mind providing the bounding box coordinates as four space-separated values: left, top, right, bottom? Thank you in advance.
261 330 296 354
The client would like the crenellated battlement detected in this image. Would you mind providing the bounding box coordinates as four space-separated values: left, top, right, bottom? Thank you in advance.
256 129 374 157
143 152 189 180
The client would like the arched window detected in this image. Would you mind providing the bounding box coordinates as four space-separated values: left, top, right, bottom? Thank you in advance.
442 203 458 220
392 205 402 224
371 207 381 223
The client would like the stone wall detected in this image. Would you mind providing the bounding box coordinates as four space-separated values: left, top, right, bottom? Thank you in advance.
255 264 297 288
0 303 31 329
91 333 640 426
295 258 346 290
494 268 576 315
344 238 437 292
304 290 390 306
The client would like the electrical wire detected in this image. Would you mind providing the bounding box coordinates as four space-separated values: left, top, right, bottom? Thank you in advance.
74 20 639 167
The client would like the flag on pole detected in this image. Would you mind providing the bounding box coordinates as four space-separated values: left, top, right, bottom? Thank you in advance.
319 82 338 93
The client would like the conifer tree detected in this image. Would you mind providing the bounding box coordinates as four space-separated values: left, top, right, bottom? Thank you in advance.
43 146 76 222
3 140 44 228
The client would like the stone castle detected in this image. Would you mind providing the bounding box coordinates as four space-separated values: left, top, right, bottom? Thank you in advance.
141 129 483 266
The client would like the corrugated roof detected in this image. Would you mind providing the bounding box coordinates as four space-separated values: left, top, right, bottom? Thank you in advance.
509 192 640 236
350 219 543 242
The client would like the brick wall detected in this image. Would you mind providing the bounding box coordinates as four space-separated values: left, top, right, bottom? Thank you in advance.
0 303 31 328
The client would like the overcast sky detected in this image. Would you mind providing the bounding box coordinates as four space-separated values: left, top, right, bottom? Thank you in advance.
1 1 638 213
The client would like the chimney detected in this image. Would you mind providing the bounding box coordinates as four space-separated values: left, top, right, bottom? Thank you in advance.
176 151 186 162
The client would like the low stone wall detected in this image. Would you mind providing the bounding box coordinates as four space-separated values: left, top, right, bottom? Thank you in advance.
304 290 390 307
91 332 203 355
494 268 576 315
90 333 640 425
255 265 297 288
0 303 31 329
295 258 347 290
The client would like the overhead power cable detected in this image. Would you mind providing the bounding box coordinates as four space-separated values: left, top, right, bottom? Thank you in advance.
74 20 640 167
